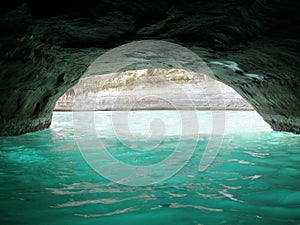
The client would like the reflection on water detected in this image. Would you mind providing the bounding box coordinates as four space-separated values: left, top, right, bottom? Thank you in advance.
0 111 299 225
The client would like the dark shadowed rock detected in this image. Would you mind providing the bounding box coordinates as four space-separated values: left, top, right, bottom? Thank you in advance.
0 0 299 135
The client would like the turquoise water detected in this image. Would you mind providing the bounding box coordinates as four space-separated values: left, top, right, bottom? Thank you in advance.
0 111 300 225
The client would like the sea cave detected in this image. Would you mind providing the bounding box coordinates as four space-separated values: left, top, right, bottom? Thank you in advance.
0 1 299 224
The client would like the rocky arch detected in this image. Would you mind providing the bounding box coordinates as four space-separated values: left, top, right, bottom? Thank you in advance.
0 0 299 135
55 41 253 111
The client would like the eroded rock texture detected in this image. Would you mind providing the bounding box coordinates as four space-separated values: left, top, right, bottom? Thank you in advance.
0 0 299 135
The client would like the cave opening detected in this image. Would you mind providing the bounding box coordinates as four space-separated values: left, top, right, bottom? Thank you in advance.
55 68 253 112
54 40 269 138
1 1 300 223
52 66 272 185
1 32 299 225
50 40 274 186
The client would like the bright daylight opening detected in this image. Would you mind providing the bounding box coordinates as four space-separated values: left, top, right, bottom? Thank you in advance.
52 67 272 186
55 68 270 135
48 40 274 186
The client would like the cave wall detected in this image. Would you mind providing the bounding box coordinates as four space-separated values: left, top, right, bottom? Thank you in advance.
0 0 299 135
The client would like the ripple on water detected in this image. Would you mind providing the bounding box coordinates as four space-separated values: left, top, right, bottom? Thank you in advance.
0 111 299 225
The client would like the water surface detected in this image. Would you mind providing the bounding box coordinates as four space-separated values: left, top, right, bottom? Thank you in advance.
0 111 299 225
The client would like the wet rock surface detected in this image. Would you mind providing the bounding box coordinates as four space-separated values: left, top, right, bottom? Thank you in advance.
0 0 299 135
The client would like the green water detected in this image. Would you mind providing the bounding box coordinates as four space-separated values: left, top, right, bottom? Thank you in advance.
0 111 299 225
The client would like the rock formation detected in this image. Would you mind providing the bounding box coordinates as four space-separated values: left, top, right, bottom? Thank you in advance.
55 69 253 111
0 0 299 135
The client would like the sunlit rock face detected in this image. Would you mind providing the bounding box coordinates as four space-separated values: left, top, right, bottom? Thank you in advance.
0 0 299 135
55 69 253 111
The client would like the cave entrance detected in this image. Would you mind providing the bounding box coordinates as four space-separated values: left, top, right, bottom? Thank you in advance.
55 68 253 111
52 40 271 184
56 40 253 112
54 40 267 138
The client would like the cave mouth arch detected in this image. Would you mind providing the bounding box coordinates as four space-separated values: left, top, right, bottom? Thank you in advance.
55 40 256 123
83 40 214 80
53 40 267 183
56 40 254 112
